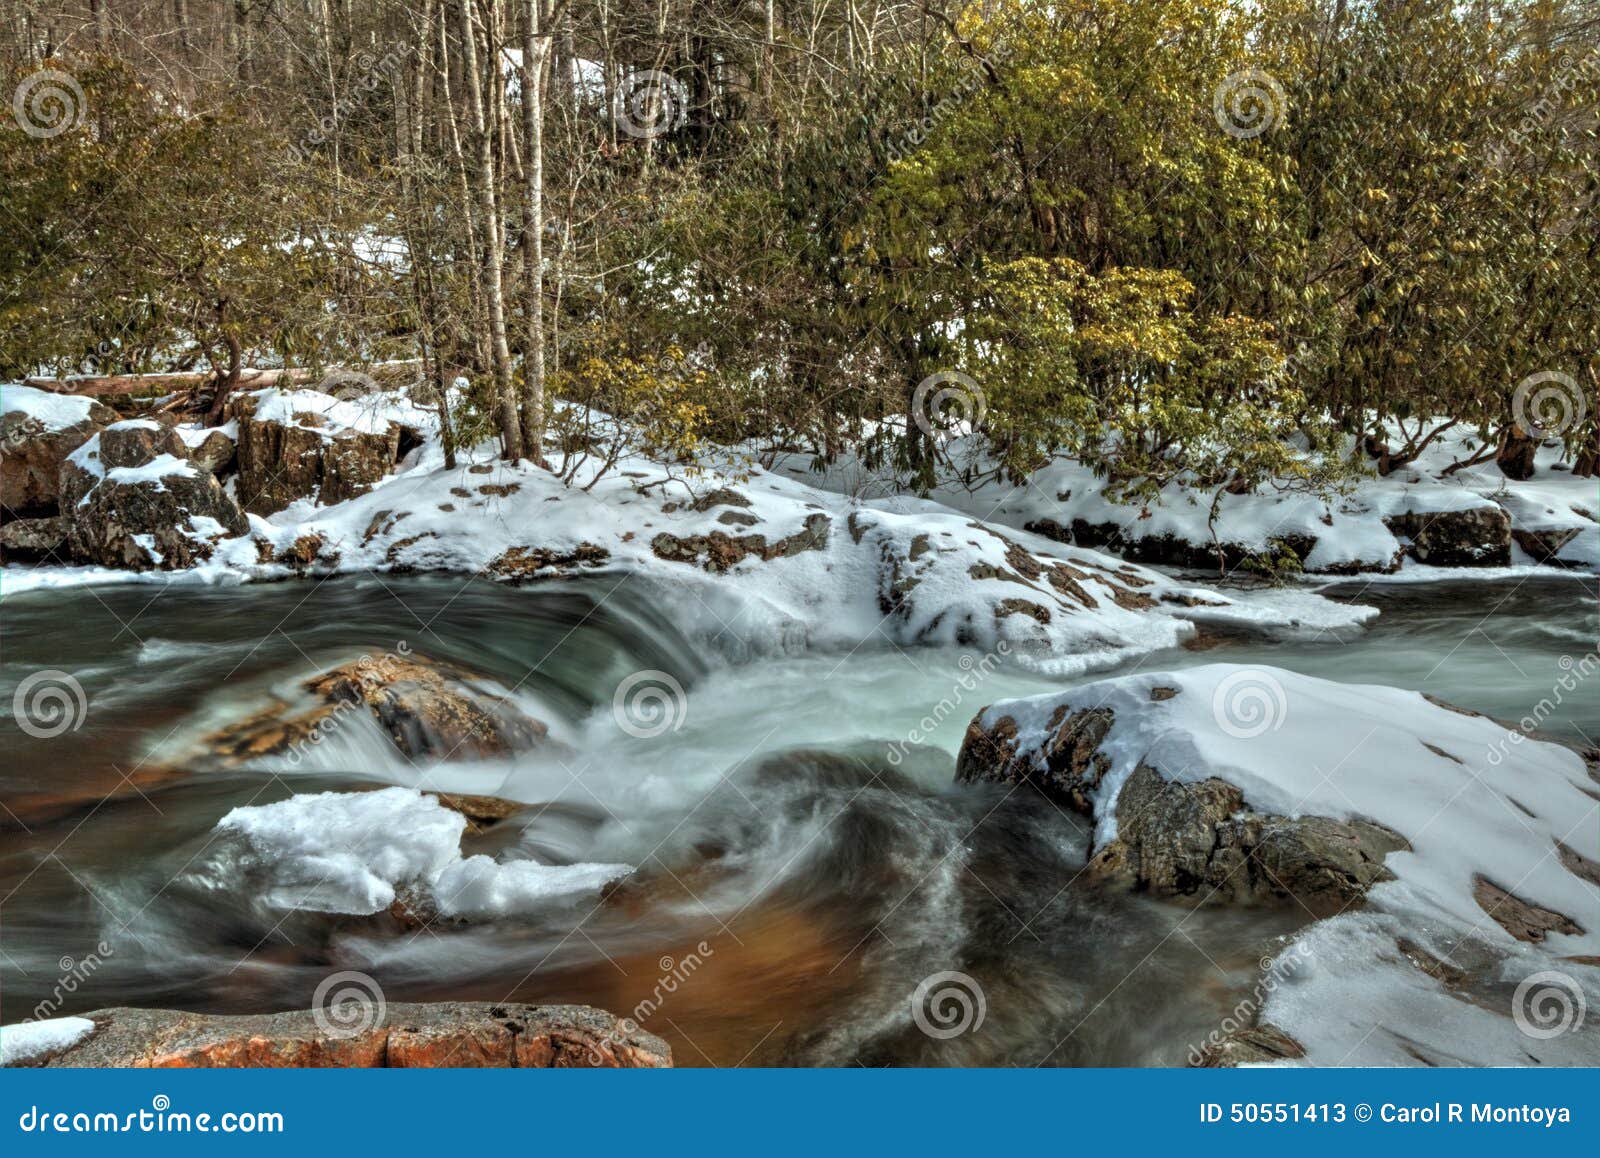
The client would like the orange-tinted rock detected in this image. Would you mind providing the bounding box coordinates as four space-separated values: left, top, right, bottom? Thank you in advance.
14 1004 670 1068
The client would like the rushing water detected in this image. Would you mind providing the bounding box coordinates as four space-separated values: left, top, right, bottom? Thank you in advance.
0 573 1593 1065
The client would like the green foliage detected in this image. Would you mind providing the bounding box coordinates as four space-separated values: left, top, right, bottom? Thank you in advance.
970 256 1349 500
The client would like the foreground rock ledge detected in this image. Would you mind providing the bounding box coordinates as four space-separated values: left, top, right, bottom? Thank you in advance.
9 1003 671 1068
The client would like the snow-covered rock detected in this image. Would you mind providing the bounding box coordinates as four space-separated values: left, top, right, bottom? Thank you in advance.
56 430 248 570
0 384 116 514
212 786 632 920
228 388 432 515
956 664 1600 1065
770 422 1600 576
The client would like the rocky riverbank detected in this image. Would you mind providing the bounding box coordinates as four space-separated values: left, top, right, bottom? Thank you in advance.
955 664 1600 1065
0 384 1378 674
2 1003 671 1068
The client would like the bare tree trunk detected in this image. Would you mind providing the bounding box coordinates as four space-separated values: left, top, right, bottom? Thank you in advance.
458 0 523 459
173 0 191 62
436 9 491 374
519 1 551 464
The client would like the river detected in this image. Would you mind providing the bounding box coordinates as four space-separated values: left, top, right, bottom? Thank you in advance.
0 573 1593 1065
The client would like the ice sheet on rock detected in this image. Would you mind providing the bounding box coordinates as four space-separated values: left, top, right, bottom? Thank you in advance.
215 787 631 918
0 1016 96 1066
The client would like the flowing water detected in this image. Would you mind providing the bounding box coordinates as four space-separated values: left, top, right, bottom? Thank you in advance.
0 573 1594 1065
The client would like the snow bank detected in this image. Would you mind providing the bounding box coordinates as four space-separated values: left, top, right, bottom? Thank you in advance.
972 664 1600 1065
0 1016 96 1066
5 387 1375 667
769 423 1599 574
215 787 631 919
0 384 102 431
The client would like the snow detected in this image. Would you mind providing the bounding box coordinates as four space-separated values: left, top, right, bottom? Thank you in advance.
215 787 632 918
245 387 432 437
105 453 196 488
2 388 1381 666
2 387 1571 672
976 663 1600 1065
767 421 1600 575
0 384 101 431
0 1016 95 1066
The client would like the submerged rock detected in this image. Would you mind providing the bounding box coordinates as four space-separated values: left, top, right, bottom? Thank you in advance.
6 1003 670 1068
203 653 553 764
1192 1023 1306 1068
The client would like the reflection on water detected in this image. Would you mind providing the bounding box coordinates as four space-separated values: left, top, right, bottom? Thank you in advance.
0 574 1592 1064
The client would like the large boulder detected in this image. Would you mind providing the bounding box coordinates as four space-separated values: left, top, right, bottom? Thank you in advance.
229 390 411 516
1382 504 1511 566
5 1004 670 1068
955 666 1593 926
1080 761 1410 912
1 386 116 515
56 427 249 570
0 514 68 562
